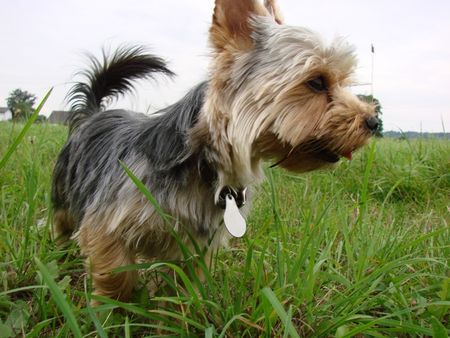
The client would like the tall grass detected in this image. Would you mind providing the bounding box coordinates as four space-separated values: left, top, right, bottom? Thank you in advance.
0 121 448 337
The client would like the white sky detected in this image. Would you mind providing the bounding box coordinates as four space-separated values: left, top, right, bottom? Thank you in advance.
1 0 449 132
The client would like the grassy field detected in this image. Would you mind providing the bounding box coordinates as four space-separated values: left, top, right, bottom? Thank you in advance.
0 121 449 337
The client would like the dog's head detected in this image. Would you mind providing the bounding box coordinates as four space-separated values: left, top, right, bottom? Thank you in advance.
202 0 377 174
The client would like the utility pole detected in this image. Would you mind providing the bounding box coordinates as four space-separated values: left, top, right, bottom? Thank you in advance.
371 44 375 97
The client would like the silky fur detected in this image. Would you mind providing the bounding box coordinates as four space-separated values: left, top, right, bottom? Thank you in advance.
52 0 376 301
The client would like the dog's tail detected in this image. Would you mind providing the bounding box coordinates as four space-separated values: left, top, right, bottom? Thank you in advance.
67 45 174 132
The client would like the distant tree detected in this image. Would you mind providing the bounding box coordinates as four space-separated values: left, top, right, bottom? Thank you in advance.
6 89 37 121
357 94 383 137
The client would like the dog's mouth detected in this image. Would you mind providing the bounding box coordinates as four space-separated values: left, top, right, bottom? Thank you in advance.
314 148 340 163
268 138 355 170
299 137 355 163
315 148 353 163
258 134 358 171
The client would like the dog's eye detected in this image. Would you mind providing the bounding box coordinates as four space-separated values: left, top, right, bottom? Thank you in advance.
306 76 328 93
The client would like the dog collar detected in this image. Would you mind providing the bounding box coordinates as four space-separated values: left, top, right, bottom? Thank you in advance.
217 186 247 209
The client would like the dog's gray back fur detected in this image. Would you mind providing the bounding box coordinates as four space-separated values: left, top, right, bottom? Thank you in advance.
52 47 229 247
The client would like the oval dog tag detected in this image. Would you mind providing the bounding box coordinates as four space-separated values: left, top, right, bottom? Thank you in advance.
224 194 247 237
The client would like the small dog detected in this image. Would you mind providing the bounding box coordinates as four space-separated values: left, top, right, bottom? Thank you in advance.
52 0 378 301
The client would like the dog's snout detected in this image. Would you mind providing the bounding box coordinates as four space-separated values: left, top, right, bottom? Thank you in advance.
365 116 379 133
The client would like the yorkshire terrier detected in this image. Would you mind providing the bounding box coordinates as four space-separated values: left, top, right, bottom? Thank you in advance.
52 0 378 301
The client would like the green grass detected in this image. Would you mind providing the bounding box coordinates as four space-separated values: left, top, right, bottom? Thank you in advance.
0 121 449 337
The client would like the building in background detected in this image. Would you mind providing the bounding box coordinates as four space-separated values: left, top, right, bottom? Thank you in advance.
0 107 12 121
48 110 69 125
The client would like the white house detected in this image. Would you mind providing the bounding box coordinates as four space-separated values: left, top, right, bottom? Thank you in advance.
0 107 12 121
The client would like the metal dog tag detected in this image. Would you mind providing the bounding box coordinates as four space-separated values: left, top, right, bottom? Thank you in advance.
224 194 247 237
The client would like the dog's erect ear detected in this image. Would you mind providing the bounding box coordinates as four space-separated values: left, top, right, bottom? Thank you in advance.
264 0 284 25
210 0 283 50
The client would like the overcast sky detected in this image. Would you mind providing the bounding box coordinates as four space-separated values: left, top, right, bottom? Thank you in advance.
1 0 449 132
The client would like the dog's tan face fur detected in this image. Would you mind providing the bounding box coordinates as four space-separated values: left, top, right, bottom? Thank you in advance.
198 0 375 183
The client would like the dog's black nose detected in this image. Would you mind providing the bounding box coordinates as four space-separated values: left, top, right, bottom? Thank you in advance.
365 116 379 133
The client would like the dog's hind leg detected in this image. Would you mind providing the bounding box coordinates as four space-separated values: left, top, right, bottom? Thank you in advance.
78 223 138 303
52 209 75 244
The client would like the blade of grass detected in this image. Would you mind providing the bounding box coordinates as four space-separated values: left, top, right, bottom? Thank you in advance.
0 88 52 170
119 160 171 224
26 318 54 338
267 170 285 288
84 305 107 338
283 305 294 338
205 326 215 338
98 323 184 336
149 309 206 330
124 316 130 338
218 314 247 338
261 287 299 338
0 285 48 296
83 286 107 338
35 257 82 338
430 316 448 338
355 141 376 281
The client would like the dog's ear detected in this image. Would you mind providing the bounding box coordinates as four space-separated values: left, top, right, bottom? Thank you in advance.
210 0 283 51
264 0 284 24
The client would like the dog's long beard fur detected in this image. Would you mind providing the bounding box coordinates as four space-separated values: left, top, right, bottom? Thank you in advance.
52 0 376 301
